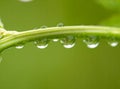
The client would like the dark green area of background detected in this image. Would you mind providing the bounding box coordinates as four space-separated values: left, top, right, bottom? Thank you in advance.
0 0 120 89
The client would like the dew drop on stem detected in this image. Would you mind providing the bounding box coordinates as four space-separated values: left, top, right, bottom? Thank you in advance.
15 44 24 49
60 36 75 48
34 38 49 49
87 43 99 48
83 36 99 49
108 37 119 47
52 39 59 42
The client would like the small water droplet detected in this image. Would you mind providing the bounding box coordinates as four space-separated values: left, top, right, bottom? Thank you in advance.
41 25 47 29
83 36 99 48
19 0 33 2
53 39 59 42
15 44 24 49
57 23 64 27
60 36 75 48
34 38 49 49
108 37 118 47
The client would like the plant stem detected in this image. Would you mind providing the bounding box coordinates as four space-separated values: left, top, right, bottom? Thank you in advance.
0 25 120 52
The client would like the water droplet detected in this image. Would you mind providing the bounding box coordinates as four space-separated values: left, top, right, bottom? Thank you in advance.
108 37 118 47
41 25 47 29
60 36 75 48
52 39 59 42
15 44 24 49
19 0 33 2
109 42 118 47
57 23 64 27
0 19 4 28
83 36 99 48
87 43 99 48
34 38 49 49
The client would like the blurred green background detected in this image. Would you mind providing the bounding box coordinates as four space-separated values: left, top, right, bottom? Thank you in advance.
0 0 120 89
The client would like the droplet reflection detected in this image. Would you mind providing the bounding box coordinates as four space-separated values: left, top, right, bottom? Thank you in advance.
60 36 75 48
83 36 99 48
108 37 119 47
34 38 49 49
16 45 24 49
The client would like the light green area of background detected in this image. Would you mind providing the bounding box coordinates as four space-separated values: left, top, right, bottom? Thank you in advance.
0 0 120 89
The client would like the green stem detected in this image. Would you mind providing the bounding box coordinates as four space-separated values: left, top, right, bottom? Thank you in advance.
0 25 120 52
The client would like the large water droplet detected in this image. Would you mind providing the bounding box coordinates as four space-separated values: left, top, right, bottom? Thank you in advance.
60 36 75 48
15 44 24 49
57 23 64 27
52 38 59 42
19 0 33 2
87 43 99 48
108 37 119 47
83 36 99 48
34 38 49 49
109 42 118 47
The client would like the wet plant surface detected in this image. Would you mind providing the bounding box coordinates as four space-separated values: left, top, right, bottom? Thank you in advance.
0 0 120 89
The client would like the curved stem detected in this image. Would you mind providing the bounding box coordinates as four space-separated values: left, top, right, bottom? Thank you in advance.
0 25 120 52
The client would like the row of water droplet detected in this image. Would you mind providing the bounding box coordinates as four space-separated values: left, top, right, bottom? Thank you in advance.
15 35 119 49
15 23 119 49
